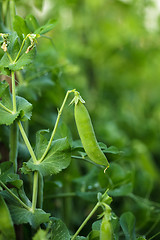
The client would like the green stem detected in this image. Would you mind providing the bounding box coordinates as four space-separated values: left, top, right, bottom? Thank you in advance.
31 171 38 212
0 102 13 114
0 180 31 211
14 35 28 63
39 89 75 163
71 202 100 240
9 121 18 172
7 52 13 63
11 71 16 113
9 0 15 31
37 172 43 209
17 121 37 164
148 231 160 240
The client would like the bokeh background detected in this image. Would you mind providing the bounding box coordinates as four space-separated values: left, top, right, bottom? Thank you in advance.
1 0 160 239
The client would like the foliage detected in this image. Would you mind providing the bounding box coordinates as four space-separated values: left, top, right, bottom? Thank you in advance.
0 0 160 239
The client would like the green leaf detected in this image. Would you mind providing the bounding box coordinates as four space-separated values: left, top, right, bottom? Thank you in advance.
108 183 133 197
32 228 48 240
0 162 23 189
76 191 99 202
0 33 20 73
17 76 54 101
0 53 10 69
110 213 120 240
34 18 57 35
21 137 71 176
0 81 32 125
0 196 16 240
120 212 136 240
8 205 50 228
48 217 70 240
0 32 20 61
103 145 122 155
9 47 36 71
35 129 50 160
25 14 40 33
87 230 99 240
13 15 30 39
16 96 32 121
75 237 87 240
92 220 101 231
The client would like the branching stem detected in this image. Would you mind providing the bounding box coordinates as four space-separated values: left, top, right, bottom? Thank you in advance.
71 202 100 240
17 121 37 164
0 180 31 211
14 35 28 63
39 89 76 163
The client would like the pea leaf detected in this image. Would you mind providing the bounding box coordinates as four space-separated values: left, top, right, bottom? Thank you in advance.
0 161 23 188
9 47 36 71
34 18 57 35
0 81 32 125
120 212 136 240
13 15 30 40
92 220 101 231
0 196 16 240
32 228 48 240
48 217 70 240
25 14 40 33
75 238 87 240
87 230 99 240
108 183 133 197
8 205 50 228
0 32 20 64
17 76 54 101
21 137 71 176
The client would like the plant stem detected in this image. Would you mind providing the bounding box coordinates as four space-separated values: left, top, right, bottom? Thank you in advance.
7 51 13 63
11 71 16 113
31 171 38 212
37 172 43 209
0 180 31 211
14 35 28 63
17 121 37 164
9 0 15 31
39 89 75 163
71 202 100 240
9 121 18 172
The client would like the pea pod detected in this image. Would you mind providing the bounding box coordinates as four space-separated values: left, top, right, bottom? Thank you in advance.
100 211 112 240
74 94 109 167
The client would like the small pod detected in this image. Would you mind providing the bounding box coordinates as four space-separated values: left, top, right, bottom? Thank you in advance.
100 212 112 240
74 100 109 167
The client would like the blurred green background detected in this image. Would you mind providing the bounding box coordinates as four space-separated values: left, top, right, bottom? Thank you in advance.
1 0 160 238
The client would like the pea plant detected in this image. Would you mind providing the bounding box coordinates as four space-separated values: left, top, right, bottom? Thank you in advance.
0 1 155 240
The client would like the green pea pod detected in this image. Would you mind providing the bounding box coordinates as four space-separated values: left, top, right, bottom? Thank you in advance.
100 212 112 240
74 97 109 167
